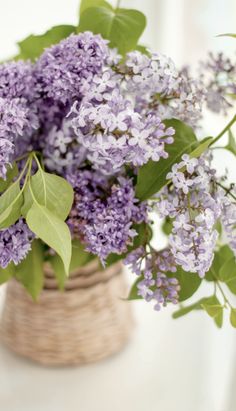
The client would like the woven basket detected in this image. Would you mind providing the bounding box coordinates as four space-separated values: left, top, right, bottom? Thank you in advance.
0 260 133 366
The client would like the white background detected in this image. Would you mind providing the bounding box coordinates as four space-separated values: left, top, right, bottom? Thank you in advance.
0 1 236 410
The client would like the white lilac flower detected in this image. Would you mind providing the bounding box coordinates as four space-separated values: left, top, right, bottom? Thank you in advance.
125 247 180 311
71 91 174 174
43 119 87 173
156 154 221 277
221 192 236 256
124 52 205 127
200 51 236 114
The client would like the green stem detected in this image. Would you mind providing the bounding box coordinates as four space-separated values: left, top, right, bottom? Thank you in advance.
16 156 31 183
216 280 232 309
209 114 236 147
216 182 236 201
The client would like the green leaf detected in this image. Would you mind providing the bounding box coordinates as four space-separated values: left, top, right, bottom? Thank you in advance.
15 240 44 300
174 296 224 327
136 120 212 200
0 163 18 193
161 217 173 235
225 129 236 156
26 203 72 275
49 239 94 290
22 171 74 220
168 267 202 302
219 257 236 294
205 246 235 282
128 277 142 300
172 298 208 319
78 6 146 55
17 25 76 60
189 136 213 158
0 263 15 285
218 245 234 263
201 296 223 328
79 0 112 15
230 308 236 328
135 44 150 55
0 181 23 229
205 252 221 281
217 33 236 38
129 266 201 302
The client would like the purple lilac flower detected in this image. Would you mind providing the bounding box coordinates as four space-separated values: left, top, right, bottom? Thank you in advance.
124 52 205 127
156 154 221 277
0 97 31 178
43 119 87 173
34 32 110 105
0 60 36 100
0 219 34 268
221 191 236 256
125 247 179 311
0 61 39 172
200 52 236 114
67 170 147 262
70 89 174 174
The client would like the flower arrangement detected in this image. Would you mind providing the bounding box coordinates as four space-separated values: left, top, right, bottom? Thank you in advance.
0 0 236 328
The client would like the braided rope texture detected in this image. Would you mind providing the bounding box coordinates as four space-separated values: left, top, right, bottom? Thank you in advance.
0 261 134 366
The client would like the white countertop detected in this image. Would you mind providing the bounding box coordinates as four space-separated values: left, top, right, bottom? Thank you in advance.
1 283 236 411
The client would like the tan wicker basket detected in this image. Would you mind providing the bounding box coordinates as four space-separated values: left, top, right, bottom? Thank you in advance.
0 260 133 366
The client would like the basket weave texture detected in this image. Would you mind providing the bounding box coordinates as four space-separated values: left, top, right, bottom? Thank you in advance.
0 260 133 366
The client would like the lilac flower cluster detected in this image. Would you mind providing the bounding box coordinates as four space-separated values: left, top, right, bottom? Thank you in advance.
35 32 110 105
34 32 113 134
125 247 180 310
67 170 147 262
200 52 236 114
221 190 236 256
0 61 38 178
0 219 34 268
156 154 221 277
124 51 205 127
71 90 175 173
43 119 87 173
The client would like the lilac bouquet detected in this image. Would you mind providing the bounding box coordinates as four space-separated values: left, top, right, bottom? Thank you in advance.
0 0 236 328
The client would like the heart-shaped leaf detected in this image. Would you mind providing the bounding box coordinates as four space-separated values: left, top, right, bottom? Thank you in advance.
17 25 76 60
79 0 112 15
78 6 146 55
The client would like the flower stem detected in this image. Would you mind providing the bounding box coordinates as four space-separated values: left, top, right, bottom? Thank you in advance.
216 280 232 309
209 114 236 147
216 181 236 201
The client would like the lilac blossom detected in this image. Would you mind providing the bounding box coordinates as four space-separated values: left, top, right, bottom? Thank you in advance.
200 52 236 114
70 90 175 173
0 219 34 268
156 154 221 277
124 51 205 127
43 119 87 173
125 247 179 310
67 171 147 262
0 97 33 178
0 60 36 100
34 32 111 105
221 190 236 256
